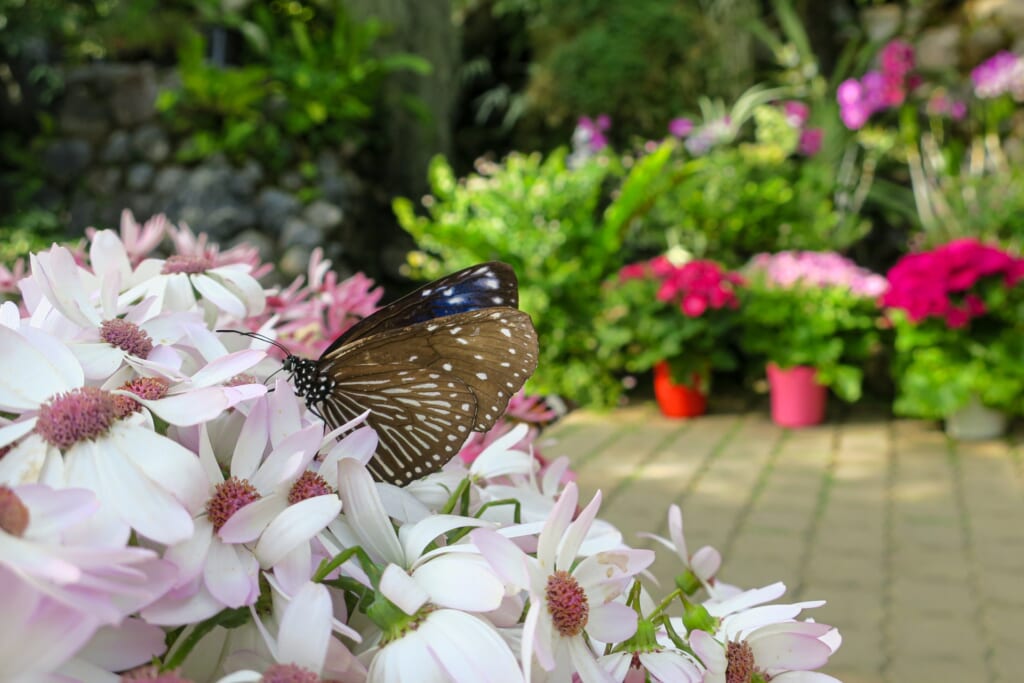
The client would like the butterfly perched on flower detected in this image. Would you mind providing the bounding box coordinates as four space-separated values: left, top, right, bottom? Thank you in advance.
259 262 539 486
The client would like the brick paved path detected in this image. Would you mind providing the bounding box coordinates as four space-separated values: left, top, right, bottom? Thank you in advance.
541 398 1024 683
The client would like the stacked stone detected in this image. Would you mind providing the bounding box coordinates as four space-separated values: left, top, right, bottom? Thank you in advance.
40 62 363 279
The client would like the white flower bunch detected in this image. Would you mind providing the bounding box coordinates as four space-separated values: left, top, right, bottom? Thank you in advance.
0 213 843 683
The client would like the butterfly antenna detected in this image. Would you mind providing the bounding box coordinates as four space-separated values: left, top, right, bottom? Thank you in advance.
216 329 293 356
263 366 285 386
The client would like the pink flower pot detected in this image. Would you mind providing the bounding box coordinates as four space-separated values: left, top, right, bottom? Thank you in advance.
766 363 827 428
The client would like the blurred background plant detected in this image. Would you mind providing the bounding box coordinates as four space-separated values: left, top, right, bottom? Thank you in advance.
157 0 430 170
4 0 1024 411
395 141 684 407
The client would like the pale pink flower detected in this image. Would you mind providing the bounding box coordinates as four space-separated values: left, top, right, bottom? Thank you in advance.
689 598 842 683
363 570 524 683
168 220 269 276
639 504 723 595
54 618 169 682
144 417 340 624
86 210 168 265
0 484 175 682
601 647 703 683
0 484 176 617
472 483 655 683
0 257 26 296
0 326 207 546
218 580 363 682
125 248 267 322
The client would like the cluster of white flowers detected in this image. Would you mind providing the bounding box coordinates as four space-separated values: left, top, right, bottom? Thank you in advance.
0 212 843 683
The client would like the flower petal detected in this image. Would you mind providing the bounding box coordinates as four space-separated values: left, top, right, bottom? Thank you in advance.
190 349 266 388
111 423 208 515
537 482 577 569
278 582 332 672
401 513 489 562
412 553 504 612
81 438 195 545
586 601 637 643
379 564 428 616
0 326 82 410
204 540 259 608
566 635 615 683
337 459 404 566
748 632 832 673
192 273 246 318
555 489 602 571
254 494 342 567
218 495 285 544
470 528 531 589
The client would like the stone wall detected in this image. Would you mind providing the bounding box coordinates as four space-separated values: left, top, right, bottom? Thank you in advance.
37 62 407 282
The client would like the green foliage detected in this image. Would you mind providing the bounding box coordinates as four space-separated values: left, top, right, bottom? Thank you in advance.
521 0 755 141
595 275 740 389
739 283 884 402
395 142 684 407
648 146 869 267
157 1 430 170
890 283 1024 418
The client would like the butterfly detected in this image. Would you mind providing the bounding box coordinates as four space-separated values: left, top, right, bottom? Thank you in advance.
233 262 539 486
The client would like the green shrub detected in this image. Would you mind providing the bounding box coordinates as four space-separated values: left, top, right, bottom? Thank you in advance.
395 142 683 407
157 1 430 170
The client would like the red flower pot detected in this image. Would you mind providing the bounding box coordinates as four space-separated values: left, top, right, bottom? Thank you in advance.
653 361 707 418
766 363 827 427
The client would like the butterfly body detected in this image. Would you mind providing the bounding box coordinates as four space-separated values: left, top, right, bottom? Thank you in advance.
282 262 538 486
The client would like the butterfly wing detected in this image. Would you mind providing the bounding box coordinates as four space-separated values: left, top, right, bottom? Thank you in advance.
326 262 521 352
317 307 539 485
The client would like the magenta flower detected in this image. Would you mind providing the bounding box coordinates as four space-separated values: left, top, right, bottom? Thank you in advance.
782 101 809 128
668 117 694 137
577 115 611 151
882 238 1024 328
971 51 1023 99
798 128 823 156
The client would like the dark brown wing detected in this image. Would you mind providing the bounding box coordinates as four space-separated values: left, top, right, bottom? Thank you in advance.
318 307 539 485
325 262 520 352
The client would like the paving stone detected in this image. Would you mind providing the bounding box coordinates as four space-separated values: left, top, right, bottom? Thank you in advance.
888 576 976 616
822 624 885 671
805 550 885 589
885 655 989 683
887 612 987 659
991 641 1024 682
545 401 1024 683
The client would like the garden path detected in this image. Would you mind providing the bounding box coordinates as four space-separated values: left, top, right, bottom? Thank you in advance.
542 397 1024 683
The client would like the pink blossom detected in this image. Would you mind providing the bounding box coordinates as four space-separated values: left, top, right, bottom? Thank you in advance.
971 51 1024 99
882 238 1024 327
782 101 809 128
798 128 823 156
668 117 694 137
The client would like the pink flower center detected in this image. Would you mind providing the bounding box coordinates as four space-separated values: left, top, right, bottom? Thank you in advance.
119 664 194 681
35 387 117 450
288 470 333 504
545 569 589 637
206 477 260 532
260 664 321 683
113 377 171 418
0 486 29 536
726 640 756 683
162 254 213 275
100 319 154 358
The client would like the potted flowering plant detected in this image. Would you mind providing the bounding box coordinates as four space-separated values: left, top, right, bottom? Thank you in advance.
598 254 743 417
740 251 888 427
882 238 1024 439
